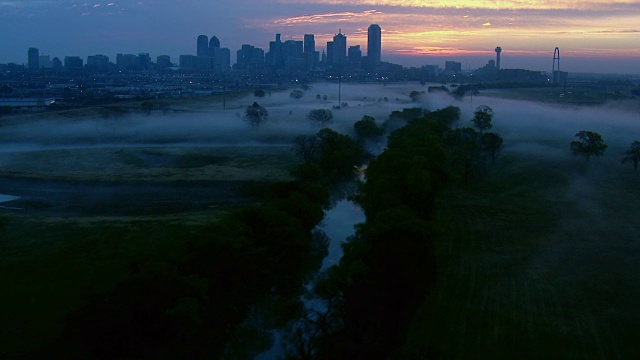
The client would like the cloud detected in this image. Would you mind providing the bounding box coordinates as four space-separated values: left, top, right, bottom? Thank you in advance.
276 0 640 11
273 9 383 25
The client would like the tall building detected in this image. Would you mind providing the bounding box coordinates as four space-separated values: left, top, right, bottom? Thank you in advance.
331 30 347 67
268 34 284 68
236 44 265 71
209 36 220 50
495 46 502 71
51 57 62 70
445 61 462 73
282 40 304 70
211 47 231 72
156 55 172 69
179 54 196 69
64 56 83 70
87 54 110 72
304 34 315 54
39 55 52 69
138 53 151 70
116 53 139 71
28 47 40 71
197 35 209 57
303 34 319 69
348 45 362 68
367 24 381 69
326 41 334 65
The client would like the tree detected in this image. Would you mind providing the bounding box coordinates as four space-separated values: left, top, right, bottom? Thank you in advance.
471 105 493 132
292 134 322 165
244 102 268 127
316 128 364 182
254 89 265 97
140 101 154 115
480 132 504 164
307 109 334 127
622 140 640 170
354 115 384 138
444 127 484 183
570 130 607 160
290 89 305 99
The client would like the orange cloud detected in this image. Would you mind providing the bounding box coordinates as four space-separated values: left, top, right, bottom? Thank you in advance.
276 0 640 11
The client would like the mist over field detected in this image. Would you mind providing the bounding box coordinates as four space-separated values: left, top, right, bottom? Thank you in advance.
0 83 415 148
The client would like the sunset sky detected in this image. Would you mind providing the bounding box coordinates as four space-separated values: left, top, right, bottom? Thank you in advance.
1 0 639 73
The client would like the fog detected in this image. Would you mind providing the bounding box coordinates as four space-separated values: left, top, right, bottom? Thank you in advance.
0 83 418 149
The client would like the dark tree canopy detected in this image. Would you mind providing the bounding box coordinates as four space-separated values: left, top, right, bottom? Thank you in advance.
354 115 384 138
253 89 265 97
316 128 364 182
622 140 640 170
409 90 423 102
307 109 334 127
480 132 504 164
244 102 268 127
290 89 305 99
292 134 322 165
570 130 607 160
444 127 484 183
471 105 494 132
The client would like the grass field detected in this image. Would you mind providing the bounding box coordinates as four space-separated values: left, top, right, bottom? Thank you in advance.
405 149 640 359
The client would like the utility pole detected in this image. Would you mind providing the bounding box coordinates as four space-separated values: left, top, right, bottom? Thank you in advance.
222 73 226 110
338 73 341 108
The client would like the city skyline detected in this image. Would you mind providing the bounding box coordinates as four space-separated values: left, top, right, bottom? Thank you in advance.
1 1 639 74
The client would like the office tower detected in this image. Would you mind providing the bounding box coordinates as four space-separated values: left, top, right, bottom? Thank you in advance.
268 33 284 68
326 41 334 65
303 34 318 69
348 45 362 68
138 53 151 70
368 24 381 69
28 47 40 71
236 44 265 71
64 56 83 70
332 30 347 66
304 34 315 54
212 47 231 72
282 39 304 69
445 61 462 73
51 57 62 70
116 53 139 71
179 54 196 69
209 36 220 49
156 55 172 68
39 55 52 69
87 54 110 72
197 35 209 56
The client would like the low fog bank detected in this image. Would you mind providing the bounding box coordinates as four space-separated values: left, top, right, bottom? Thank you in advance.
0 83 419 152
416 90 640 162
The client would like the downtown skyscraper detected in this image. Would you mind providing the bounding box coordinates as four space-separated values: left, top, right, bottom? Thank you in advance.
367 24 381 70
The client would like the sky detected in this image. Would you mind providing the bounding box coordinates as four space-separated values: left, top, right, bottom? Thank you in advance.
1 0 639 74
